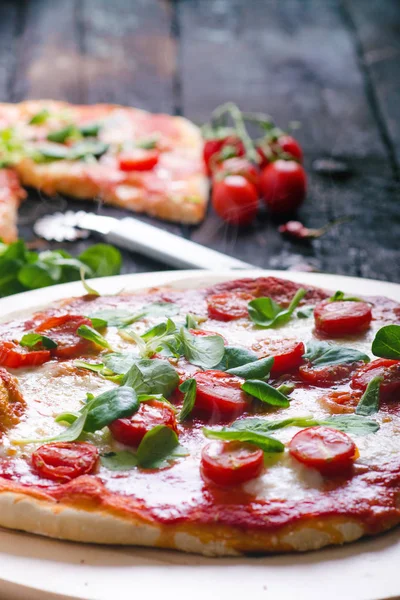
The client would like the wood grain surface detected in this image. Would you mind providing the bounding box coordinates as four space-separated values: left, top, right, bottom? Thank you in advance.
0 0 399 282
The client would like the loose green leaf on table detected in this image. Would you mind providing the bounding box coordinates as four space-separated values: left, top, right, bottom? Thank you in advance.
248 288 306 328
303 340 370 367
372 325 400 360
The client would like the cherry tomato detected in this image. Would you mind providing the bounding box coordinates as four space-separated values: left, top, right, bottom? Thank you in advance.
252 338 305 374
351 359 400 401
0 341 51 368
257 135 303 169
203 136 245 174
212 175 259 226
118 148 159 172
299 361 362 387
276 135 303 162
314 300 372 337
201 440 264 486
109 400 178 447
207 291 254 321
35 314 93 359
260 160 306 214
32 442 98 482
193 370 249 419
319 390 362 414
289 426 357 475
215 157 260 190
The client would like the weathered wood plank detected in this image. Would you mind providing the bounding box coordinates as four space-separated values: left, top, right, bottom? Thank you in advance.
81 0 176 112
12 0 84 103
343 0 400 174
178 0 400 282
0 1 20 102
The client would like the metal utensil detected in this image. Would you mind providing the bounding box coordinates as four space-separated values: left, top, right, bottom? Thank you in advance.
33 211 256 270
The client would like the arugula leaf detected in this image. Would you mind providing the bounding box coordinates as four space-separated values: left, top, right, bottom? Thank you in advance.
303 340 370 367
19 332 57 349
77 324 111 349
103 353 139 374
371 325 400 360
185 313 205 329
248 288 306 328
89 317 108 330
84 386 139 432
100 451 138 471
203 427 285 453
242 379 290 407
29 109 51 125
214 346 258 371
329 290 362 302
355 376 382 416
136 425 187 468
80 268 100 296
227 356 274 380
75 360 111 375
178 378 197 422
179 327 225 369
276 383 295 395
297 306 314 319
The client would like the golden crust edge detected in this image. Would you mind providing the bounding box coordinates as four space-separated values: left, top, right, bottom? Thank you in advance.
0 490 395 557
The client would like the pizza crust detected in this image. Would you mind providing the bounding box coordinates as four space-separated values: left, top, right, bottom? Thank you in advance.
0 489 378 556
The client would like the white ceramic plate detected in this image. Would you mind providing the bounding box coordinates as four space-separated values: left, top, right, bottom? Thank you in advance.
0 270 399 600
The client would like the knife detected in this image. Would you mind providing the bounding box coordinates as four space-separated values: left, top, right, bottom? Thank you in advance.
33 211 256 270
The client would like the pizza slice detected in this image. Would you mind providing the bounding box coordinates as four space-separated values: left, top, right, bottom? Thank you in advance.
0 100 208 241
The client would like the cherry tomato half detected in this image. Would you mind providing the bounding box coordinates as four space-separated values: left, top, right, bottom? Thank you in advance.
252 338 305 375
319 390 362 414
260 160 306 215
215 157 260 190
35 314 93 359
193 370 249 420
201 440 264 486
109 400 178 447
289 426 357 475
32 442 98 482
314 300 372 337
207 291 254 321
351 358 400 402
299 361 362 387
212 175 259 226
118 148 159 172
0 341 51 368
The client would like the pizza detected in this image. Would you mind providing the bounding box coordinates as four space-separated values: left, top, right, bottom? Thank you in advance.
0 275 399 556
0 100 207 241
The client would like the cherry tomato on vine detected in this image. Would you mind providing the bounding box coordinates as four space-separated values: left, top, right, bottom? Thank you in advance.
257 135 303 168
260 160 306 214
201 440 264 486
212 175 258 226
203 136 245 174
215 157 260 190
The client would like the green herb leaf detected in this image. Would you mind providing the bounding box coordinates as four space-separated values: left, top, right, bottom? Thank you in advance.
79 244 122 277
77 324 111 349
322 414 379 435
179 327 225 369
371 325 400 360
230 415 318 434
100 451 138 471
214 346 258 371
29 108 50 125
227 356 274 380
276 383 295 395
103 353 139 374
178 378 197 422
355 376 382 416
75 360 109 375
47 124 79 143
241 379 290 407
84 386 139 432
303 340 370 367
329 290 362 302
20 332 57 349
89 317 108 330
89 309 137 328
79 122 102 137
69 140 109 160
297 306 314 319
35 144 70 161
203 426 285 453
122 358 179 397
136 425 187 468
248 288 306 328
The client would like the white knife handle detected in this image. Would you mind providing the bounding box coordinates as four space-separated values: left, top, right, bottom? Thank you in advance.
106 217 255 270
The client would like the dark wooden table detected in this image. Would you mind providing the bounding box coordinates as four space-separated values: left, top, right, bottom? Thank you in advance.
2 0 399 282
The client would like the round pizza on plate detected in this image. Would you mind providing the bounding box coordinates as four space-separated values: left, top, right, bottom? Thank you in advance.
0 274 399 556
